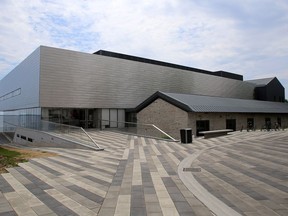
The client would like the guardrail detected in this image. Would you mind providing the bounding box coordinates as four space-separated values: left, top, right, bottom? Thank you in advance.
2 117 178 143
3 120 102 149
99 120 177 141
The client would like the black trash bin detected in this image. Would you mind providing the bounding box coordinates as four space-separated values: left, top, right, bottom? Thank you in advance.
180 128 192 144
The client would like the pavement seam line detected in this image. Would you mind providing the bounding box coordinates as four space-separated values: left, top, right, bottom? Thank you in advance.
177 133 273 216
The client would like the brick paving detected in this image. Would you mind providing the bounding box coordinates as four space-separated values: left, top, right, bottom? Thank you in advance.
0 130 287 215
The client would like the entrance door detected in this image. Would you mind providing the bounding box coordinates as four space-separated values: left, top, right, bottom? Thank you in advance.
265 117 271 130
196 120 210 136
277 117 281 127
247 118 254 130
110 109 118 128
226 119 236 131
87 109 98 128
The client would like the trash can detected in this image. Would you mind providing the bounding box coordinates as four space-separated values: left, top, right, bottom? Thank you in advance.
180 128 192 144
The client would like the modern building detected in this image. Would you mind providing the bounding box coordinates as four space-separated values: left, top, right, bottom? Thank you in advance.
246 77 285 102
0 46 286 136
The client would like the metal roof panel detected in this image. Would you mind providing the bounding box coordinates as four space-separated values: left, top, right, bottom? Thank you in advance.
161 92 288 113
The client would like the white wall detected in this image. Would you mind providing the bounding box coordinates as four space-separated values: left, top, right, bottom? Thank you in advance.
0 112 3 132
0 48 40 111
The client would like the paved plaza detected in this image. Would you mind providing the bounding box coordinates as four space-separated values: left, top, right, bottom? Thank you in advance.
0 130 288 216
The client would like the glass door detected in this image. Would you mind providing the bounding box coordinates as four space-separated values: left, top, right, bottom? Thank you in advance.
196 120 210 136
226 119 236 131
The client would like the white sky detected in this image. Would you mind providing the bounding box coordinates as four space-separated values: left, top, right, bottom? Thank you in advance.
0 0 288 97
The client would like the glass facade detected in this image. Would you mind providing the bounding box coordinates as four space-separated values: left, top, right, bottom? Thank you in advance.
2 108 41 132
42 108 100 128
0 107 126 132
42 108 125 129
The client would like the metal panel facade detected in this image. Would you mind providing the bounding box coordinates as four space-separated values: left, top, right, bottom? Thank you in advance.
0 48 40 111
39 46 255 109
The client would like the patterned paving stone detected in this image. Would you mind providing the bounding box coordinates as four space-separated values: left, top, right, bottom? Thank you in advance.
0 176 15 193
0 130 287 215
192 130 288 216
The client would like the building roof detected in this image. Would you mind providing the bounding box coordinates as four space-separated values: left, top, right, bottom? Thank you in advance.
94 50 243 81
135 91 288 113
246 77 275 87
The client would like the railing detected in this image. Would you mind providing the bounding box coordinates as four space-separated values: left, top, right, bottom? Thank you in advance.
99 120 178 141
80 127 102 149
3 120 102 149
2 116 178 143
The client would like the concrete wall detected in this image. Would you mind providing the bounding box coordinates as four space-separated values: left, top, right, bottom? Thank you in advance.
13 127 96 150
137 98 188 139
0 48 40 111
39 46 255 109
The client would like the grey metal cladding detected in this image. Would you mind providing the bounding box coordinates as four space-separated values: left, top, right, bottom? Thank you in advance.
163 92 288 113
39 46 255 109
246 77 274 86
0 48 40 111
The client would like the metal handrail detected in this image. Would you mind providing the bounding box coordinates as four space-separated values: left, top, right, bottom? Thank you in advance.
100 119 177 141
100 119 152 127
41 120 82 130
80 127 102 149
152 124 177 141
40 120 102 150
3 120 103 150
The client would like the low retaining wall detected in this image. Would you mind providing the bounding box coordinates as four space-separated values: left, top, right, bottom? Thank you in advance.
13 127 96 150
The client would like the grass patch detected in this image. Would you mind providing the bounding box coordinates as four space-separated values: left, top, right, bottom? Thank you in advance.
0 147 28 172
0 147 21 157
0 146 57 173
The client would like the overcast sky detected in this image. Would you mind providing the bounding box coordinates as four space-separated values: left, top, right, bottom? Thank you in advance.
0 0 287 97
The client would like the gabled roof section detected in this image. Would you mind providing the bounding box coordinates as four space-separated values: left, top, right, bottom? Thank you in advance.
134 91 193 113
246 77 275 87
135 91 288 113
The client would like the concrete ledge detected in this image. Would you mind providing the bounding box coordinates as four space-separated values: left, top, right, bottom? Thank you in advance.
199 129 233 139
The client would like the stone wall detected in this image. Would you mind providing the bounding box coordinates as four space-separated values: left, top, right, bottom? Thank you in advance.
188 112 288 135
137 98 188 139
138 99 288 139
138 99 288 138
